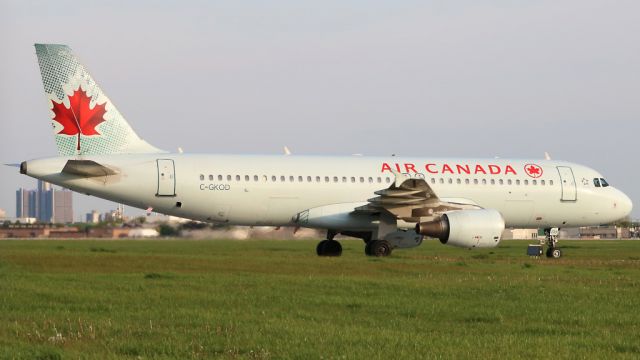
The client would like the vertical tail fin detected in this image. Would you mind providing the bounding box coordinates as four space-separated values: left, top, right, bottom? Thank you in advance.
35 44 163 156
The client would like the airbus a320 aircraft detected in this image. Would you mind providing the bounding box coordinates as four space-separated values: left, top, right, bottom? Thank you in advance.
19 44 633 258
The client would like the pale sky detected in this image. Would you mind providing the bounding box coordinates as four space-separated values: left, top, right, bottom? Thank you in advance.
1 0 638 220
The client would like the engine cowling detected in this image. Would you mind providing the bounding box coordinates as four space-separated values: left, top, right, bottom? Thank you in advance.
415 209 505 248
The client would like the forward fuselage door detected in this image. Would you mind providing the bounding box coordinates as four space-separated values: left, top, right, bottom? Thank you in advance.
156 159 176 197
556 166 577 201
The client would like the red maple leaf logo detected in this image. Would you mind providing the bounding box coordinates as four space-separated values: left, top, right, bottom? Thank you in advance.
524 164 543 178
51 87 107 151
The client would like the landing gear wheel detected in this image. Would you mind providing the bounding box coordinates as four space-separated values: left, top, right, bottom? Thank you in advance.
316 240 342 257
543 228 562 259
368 240 392 257
364 241 373 256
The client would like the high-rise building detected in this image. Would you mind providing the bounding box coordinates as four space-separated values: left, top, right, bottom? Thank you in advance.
15 180 73 223
53 189 73 223
16 188 37 218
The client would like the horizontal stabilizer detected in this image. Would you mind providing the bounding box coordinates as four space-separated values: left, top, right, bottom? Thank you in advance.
62 160 118 177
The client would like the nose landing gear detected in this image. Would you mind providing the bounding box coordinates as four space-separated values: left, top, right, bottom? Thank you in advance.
543 228 562 259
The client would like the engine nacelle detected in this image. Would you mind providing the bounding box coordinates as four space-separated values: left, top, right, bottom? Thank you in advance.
415 209 504 248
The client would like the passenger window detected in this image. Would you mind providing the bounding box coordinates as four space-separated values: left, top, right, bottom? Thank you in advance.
227 175 232 181
236 175 240 181
482 179 487 185
368 177 374 183
457 179 461 184
499 179 503 185
600 178 609 187
377 177 382 183
299 176 304 182
280 176 285 182
524 180 528 185
307 176 312 182
508 179 512 185
359 177 364 183
290 176 295 182
385 177 391 183
263 175 268 182
541 180 545 186
199 174 204 181
351 177 356 183
333 176 338 182
208 175 214 181
439 178 444 184
219 175 224 181
532 180 537 185
465 179 470 184
473 179 478 185
550 180 554 186
325 176 330 182
516 180 520 185
448 178 453 184
245 175 250 181
342 176 347 183
594 178 601 187
490 179 495 185
316 176 321 182
272 175 277 182
431 178 436 184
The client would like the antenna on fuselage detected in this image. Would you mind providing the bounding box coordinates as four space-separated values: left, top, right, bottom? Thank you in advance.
544 152 551 160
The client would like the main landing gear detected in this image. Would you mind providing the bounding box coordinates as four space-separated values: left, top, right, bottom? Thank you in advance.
315 230 395 257
364 240 392 257
543 228 562 259
316 230 342 257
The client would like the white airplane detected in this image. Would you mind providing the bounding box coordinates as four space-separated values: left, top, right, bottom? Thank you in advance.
19 44 633 258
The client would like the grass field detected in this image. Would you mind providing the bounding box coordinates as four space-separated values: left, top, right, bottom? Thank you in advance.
1 239 639 359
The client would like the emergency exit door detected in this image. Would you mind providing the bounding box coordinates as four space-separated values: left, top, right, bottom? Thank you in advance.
156 159 176 196
556 166 577 201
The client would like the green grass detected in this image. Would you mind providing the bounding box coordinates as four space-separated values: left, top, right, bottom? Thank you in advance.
1 239 639 359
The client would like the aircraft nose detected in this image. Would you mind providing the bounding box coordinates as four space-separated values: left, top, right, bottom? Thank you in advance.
616 189 633 218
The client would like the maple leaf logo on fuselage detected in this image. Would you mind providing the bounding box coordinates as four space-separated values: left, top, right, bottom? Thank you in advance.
51 87 107 151
524 164 543 178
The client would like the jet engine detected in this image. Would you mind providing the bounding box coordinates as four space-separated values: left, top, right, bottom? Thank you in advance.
415 209 504 248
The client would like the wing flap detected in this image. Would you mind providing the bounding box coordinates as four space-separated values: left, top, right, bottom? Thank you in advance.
355 173 481 222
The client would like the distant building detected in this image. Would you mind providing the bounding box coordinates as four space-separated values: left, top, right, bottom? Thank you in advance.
101 206 124 222
15 180 73 223
501 228 539 240
0 209 6 219
52 189 73 223
86 210 100 223
16 188 37 218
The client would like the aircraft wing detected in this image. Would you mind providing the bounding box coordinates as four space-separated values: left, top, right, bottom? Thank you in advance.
355 173 480 222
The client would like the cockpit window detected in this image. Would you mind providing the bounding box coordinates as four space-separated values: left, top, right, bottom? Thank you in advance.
593 178 601 187
600 178 609 187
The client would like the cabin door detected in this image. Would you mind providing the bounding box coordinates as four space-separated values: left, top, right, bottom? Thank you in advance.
556 166 577 201
156 159 176 196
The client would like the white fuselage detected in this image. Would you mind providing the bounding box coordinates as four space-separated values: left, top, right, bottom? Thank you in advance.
23 154 632 231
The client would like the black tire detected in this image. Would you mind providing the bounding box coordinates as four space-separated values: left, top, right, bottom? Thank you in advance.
316 240 328 256
364 241 373 256
370 240 392 257
317 240 342 257
551 248 562 259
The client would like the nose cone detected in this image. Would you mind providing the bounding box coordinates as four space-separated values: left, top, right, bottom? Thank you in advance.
618 190 633 218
